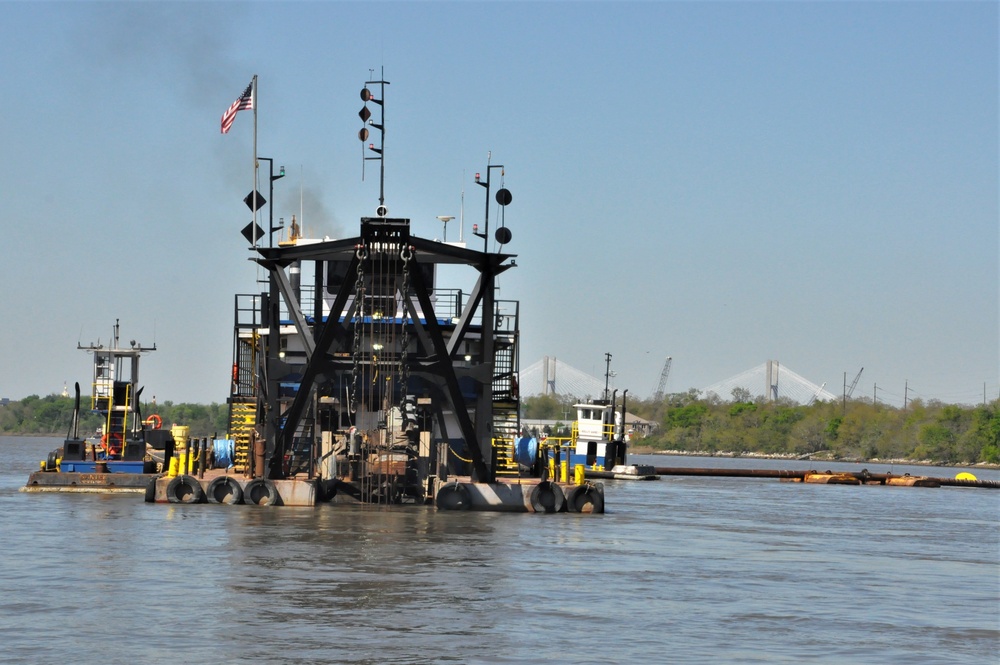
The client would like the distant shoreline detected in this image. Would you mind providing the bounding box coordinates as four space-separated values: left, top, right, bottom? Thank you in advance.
4 435 997 469
628 446 1000 469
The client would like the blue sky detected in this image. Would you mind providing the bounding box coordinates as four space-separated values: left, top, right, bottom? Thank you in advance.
1 1 996 407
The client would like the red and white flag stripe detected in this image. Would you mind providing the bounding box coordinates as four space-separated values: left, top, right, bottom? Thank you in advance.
221 81 254 134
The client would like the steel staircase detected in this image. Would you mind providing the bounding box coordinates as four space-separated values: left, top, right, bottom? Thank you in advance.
284 412 316 477
491 302 521 478
228 401 256 473
228 296 261 475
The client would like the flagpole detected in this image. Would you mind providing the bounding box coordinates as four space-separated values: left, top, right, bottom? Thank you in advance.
252 74 259 248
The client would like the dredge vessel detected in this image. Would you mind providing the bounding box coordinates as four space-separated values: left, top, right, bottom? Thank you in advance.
144 76 610 511
24 78 616 511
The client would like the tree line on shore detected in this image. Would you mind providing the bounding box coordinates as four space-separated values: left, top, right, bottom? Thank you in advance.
5 391 999 466
0 394 229 438
523 390 1000 465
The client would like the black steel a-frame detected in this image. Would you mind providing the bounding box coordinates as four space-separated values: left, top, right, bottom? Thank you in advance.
252 216 515 484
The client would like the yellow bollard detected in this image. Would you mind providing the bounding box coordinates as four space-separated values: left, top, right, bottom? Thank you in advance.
171 425 190 447
167 456 179 477
172 424 190 476
574 464 585 485
560 460 568 483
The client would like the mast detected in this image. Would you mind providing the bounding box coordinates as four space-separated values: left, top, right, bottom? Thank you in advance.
359 68 389 214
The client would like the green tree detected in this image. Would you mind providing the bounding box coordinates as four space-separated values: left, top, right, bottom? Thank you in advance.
0 394 227 438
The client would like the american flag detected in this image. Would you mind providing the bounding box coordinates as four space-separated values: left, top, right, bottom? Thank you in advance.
221 81 254 134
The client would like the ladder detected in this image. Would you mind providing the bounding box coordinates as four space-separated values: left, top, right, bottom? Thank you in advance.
228 400 256 474
228 298 260 475
492 418 521 477
284 411 316 477
491 303 520 477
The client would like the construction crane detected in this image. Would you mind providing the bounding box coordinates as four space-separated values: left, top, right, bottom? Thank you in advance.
846 367 864 398
652 356 672 401
807 382 828 406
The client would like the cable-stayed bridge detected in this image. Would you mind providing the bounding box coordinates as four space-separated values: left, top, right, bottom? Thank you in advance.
521 357 836 405
701 360 837 404
520 357 607 400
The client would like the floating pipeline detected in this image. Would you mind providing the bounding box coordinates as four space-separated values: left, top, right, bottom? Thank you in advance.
583 464 659 481
647 466 1000 490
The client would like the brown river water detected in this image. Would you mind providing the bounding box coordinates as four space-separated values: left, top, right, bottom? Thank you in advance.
1 436 997 664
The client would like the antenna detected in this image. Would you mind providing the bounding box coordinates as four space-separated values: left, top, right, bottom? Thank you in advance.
472 154 513 252
603 352 613 401
436 216 455 242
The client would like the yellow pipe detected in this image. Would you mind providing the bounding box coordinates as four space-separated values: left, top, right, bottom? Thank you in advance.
171 424 191 474
120 383 131 458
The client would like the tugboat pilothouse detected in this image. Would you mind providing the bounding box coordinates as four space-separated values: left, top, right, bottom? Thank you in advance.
24 320 167 492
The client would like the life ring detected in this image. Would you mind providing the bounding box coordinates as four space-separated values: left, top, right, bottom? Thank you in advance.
529 481 566 514
244 478 281 506
435 481 471 510
166 474 205 504
206 475 244 505
565 483 605 514
144 414 162 430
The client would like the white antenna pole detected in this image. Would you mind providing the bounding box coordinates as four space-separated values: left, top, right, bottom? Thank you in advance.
300 165 304 236
460 170 465 242
252 75 258 247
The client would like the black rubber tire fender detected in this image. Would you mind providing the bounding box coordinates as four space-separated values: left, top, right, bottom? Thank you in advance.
565 483 605 514
244 478 281 506
318 479 338 502
46 449 61 472
529 481 566 514
206 475 244 505
144 476 158 503
166 474 206 504
435 481 471 510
